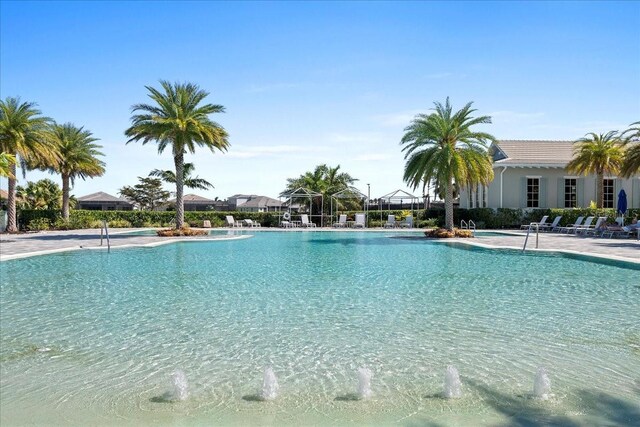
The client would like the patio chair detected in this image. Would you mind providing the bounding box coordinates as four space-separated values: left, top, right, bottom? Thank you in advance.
300 214 316 228
226 215 242 228
567 216 593 234
353 213 366 228
578 216 607 236
384 214 397 228
333 214 347 228
540 216 562 232
520 215 549 230
555 216 583 233
399 215 413 228
243 219 261 228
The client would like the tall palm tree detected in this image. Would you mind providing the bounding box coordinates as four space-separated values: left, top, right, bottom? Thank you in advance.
44 123 105 220
0 97 55 232
620 121 640 178
125 81 229 228
0 152 16 178
566 131 625 208
149 162 214 191
400 98 495 231
283 164 357 214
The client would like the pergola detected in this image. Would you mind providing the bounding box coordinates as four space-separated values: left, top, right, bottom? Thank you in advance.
330 187 369 225
377 189 419 222
280 187 324 226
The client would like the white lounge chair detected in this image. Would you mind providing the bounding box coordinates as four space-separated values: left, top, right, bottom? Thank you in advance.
243 219 261 228
557 216 583 233
400 215 413 228
540 216 562 232
521 215 549 230
577 216 606 236
300 214 316 228
333 214 347 228
353 213 366 228
571 216 594 234
226 215 242 228
384 214 396 228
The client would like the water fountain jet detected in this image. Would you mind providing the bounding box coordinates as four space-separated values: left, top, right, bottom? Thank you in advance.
261 367 279 400
443 365 462 399
357 367 372 399
168 369 189 401
533 367 551 400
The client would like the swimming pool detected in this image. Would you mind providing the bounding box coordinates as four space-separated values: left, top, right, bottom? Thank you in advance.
1 232 638 425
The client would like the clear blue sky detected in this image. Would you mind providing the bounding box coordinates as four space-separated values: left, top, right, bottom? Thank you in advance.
1 1 639 201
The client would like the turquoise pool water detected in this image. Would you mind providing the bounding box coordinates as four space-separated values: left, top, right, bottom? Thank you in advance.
1 232 639 425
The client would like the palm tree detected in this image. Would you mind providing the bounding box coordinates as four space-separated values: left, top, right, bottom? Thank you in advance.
283 164 357 214
39 123 105 220
400 98 495 231
0 97 55 232
125 81 229 228
566 131 625 208
149 162 214 191
0 152 16 178
620 121 640 178
16 178 62 210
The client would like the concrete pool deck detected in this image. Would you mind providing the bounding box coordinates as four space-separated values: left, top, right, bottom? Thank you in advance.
0 227 638 264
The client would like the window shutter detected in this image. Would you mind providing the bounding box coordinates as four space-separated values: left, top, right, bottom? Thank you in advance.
557 178 564 208
539 178 547 208
520 177 527 208
577 178 585 207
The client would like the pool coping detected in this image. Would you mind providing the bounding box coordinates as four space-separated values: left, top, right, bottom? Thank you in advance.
0 234 253 261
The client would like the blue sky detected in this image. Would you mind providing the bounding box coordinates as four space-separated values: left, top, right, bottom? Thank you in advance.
1 1 639 201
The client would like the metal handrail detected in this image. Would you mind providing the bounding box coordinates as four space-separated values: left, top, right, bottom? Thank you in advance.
522 223 539 252
460 220 468 229
468 220 476 237
100 220 111 253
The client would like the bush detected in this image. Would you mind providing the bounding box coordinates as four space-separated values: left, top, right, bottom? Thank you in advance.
108 219 132 228
424 228 473 238
27 217 51 231
156 227 207 237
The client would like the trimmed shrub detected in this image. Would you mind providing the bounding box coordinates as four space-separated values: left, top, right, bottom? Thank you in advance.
27 217 51 232
156 227 207 237
424 228 474 238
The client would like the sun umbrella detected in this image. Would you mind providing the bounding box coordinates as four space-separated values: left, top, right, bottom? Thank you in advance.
617 189 627 222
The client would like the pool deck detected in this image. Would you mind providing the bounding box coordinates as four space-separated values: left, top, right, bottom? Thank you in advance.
0 228 638 263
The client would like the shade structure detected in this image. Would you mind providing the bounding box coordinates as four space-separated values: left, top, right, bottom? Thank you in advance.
330 187 369 226
617 189 627 216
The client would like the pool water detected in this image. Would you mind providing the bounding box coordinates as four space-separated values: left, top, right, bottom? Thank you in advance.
1 232 639 426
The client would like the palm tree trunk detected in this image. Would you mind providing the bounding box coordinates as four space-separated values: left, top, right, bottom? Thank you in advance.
174 153 185 229
445 177 454 231
5 161 17 232
596 172 604 208
62 173 70 220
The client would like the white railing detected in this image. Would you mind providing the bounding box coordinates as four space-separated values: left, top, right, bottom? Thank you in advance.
522 223 539 252
460 220 476 236
100 220 111 253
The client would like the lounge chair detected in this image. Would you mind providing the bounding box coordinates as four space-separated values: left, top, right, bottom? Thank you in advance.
353 213 366 228
540 216 562 232
555 216 583 233
300 214 316 228
520 215 549 230
333 214 347 228
243 219 261 228
399 215 413 228
384 214 397 228
226 215 242 228
577 216 607 236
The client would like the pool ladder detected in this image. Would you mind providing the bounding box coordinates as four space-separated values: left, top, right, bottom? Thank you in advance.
460 220 476 236
522 223 540 252
100 220 111 253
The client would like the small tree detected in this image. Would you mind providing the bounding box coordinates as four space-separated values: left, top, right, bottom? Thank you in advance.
119 177 170 211
16 178 62 210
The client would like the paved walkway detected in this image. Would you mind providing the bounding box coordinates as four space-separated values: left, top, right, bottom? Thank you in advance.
1 228 638 263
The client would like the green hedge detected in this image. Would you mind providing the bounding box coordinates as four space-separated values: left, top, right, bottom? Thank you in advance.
17 207 638 231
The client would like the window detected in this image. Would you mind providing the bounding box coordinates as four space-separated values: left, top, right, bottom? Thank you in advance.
603 179 614 208
474 184 480 209
527 178 540 208
482 185 488 208
468 187 473 208
564 178 577 208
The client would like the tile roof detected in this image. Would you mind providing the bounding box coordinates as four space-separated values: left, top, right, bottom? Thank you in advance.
238 195 282 208
492 140 574 167
77 191 132 203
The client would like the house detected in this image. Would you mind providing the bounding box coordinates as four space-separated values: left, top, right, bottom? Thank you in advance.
228 194 283 212
167 194 224 211
459 140 640 210
77 191 134 211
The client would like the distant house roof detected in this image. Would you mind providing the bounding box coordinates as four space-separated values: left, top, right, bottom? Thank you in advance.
168 194 218 205
492 140 574 167
238 195 282 208
77 191 132 203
